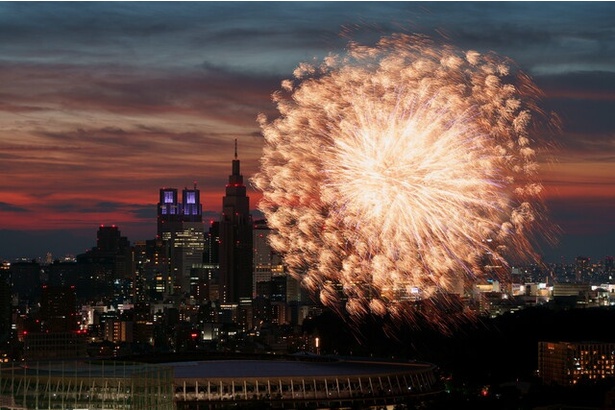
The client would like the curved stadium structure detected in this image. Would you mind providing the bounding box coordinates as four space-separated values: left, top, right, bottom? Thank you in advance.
172 358 440 408
0 360 174 409
0 356 441 409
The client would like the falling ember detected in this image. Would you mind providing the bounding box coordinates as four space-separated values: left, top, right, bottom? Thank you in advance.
253 33 556 331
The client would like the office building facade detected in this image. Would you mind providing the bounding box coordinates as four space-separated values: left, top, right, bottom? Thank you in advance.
157 185 205 296
538 341 615 385
219 140 253 304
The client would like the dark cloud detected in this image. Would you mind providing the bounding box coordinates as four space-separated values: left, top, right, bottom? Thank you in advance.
530 71 615 162
0 143 83 152
45 201 121 214
0 99 47 113
452 24 559 53
547 196 615 236
1 63 278 125
23 125 247 176
0 3 197 45
130 204 156 220
0 202 29 213
43 201 157 218
2 2 614 75
545 100 615 136
538 71 615 96
38 127 150 152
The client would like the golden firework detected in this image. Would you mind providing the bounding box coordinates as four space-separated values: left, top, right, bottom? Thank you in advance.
254 34 555 330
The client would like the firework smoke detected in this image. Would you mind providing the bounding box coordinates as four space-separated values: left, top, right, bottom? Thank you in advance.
253 34 555 330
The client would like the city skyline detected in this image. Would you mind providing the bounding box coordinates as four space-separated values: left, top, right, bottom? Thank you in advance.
1 2 614 262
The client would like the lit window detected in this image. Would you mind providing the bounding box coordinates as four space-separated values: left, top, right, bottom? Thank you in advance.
186 191 196 204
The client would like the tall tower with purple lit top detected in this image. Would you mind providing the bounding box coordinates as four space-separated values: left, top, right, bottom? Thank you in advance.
219 139 253 304
157 184 205 296
182 185 202 222
158 188 179 233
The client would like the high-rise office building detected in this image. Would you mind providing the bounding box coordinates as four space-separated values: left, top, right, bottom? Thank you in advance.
40 285 79 333
158 188 180 228
23 285 86 360
253 219 284 298
219 140 253 304
205 220 220 267
189 220 220 302
157 185 205 296
76 225 133 300
252 219 303 302
538 341 615 385
7 260 42 302
575 256 591 282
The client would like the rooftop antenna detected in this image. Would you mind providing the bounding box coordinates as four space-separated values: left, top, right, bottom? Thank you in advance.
234 138 238 159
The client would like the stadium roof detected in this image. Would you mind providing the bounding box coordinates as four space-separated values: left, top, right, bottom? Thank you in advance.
170 359 433 379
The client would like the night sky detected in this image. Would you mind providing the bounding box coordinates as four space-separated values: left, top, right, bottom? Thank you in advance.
1 2 614 263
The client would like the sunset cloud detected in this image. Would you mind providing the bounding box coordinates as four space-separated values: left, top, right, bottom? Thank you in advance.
1 2 614 261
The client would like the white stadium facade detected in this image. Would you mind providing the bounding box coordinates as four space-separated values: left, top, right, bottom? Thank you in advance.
0 356 441 409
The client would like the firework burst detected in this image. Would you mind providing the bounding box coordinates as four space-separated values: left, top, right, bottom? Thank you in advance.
253 34 555 330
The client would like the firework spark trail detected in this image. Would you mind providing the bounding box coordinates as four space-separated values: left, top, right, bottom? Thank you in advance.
253 34 554 329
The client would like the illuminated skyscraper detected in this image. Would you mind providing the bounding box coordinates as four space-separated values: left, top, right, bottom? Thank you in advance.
158 188 180 230
539 341 615 385
574 256 591 282
253 219 284 298
190 220 220 302
157 185 205 296
219 140 253 304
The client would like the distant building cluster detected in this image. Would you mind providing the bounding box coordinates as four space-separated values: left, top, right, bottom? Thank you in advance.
470 257 615 318
0 141 317 365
